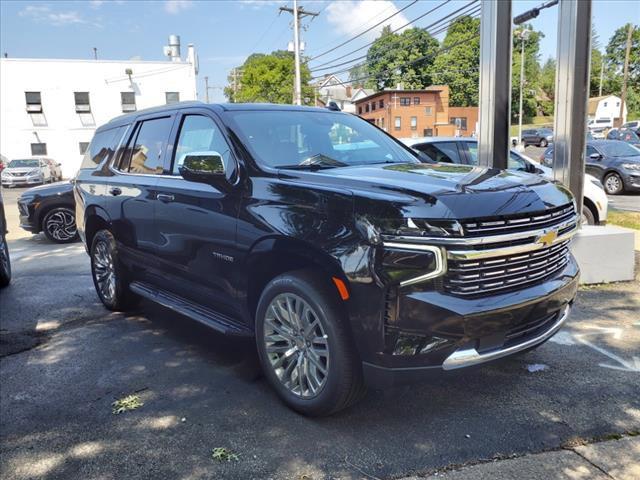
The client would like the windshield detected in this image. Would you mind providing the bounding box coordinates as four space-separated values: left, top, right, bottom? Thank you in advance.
8 159 39 168
599 142 640 157
227 110 419 169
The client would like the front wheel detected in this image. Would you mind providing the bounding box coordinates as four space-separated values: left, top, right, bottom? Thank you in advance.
603 172 624 195
255 270 365 416
90 230 138 311
0 233 11 288
42 207 78 243
539 139 548 147
581 205 596 225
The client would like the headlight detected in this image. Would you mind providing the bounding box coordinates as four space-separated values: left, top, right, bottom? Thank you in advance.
380 242 446 287
546 135 553 140
621 163 640 171
28 169 41 176
590 178 604 190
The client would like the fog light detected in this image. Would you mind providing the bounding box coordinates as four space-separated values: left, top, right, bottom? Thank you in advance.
391 332 454 356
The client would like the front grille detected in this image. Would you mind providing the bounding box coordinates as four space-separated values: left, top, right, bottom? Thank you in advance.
444 240 571 297
462 204 575 237
11 172 29 177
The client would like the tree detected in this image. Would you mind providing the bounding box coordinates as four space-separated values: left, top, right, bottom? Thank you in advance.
366 26 439 90
224 50 314 104
540 58 556 101
431 16 481 107
603 23 640 116
511 25 544 121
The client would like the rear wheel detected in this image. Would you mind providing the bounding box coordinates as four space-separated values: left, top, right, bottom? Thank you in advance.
540 138 548 147
603 172 624 195
42 207 78 243
90 230 138 311
0 233 11 288
255 270 365 416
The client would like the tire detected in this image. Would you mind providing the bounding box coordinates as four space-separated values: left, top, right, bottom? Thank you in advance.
603 172 624 195
90 229 139 311
42 207 78 243
0 233 11 288
540 139 548 147
255 270 365 416
581 205 596 225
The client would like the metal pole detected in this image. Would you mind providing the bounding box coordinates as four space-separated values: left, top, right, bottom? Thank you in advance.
598 53 604 96
517 30 528 149
205 76 209 103
293 0 302 105
553 0 591 218
477 0 512 168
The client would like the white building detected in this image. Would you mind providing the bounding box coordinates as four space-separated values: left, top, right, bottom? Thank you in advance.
587 94 627 125
314 75 374 114
0 37 198 177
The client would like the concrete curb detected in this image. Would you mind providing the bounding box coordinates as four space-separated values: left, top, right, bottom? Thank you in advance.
400 436 640 480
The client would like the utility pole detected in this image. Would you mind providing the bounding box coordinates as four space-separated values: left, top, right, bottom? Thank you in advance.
517 29 529 150
598 53 604 96
93 47 98 60
618 24 634 127
204 76 210 103
280 1 319 105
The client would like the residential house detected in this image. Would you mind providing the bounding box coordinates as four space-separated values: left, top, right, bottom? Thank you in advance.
588 95 627 126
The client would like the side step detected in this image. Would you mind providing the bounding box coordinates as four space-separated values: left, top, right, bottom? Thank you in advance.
129 281 253 337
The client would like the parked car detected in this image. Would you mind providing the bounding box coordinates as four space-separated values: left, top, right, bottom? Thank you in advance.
588 118 613 139
402 137 607 225
621 120 640 135
542 140 640 194
17 181 78 243
606 128 640 148
1 158 53 187
42 158 63 181
76 103 580 416
0 189 11 287
521 128 553 147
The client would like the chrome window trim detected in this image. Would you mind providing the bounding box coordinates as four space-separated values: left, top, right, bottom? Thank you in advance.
382 242 447 286
381 216 578 247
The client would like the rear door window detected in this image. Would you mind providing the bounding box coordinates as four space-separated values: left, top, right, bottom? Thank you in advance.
414 142 462 164
80 126 127 170
120 116 174 174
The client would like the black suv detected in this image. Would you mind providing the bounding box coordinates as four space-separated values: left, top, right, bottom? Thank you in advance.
75 103 580 415
521 128 554 147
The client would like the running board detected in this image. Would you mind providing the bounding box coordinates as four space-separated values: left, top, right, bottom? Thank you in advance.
129 281 252 337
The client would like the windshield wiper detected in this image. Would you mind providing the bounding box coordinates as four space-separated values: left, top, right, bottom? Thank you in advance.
278 153 348 170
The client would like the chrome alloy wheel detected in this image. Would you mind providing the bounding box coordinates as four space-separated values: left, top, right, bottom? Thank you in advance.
93 240 116 303
45 209 76 242
263 293 330 398
604 174 622 194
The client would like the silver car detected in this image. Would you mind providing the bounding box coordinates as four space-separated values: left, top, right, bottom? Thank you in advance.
1 158 53 187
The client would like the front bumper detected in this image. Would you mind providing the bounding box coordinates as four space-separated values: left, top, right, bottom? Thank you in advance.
362 255 579 388
622 171 640 192
17 200 39 233
1 175 43 187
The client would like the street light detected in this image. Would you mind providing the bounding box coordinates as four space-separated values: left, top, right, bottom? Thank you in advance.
517 29 530 150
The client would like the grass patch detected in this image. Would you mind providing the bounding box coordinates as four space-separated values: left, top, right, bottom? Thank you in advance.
112 394 144 414
211 447 239 462
607 209 640 230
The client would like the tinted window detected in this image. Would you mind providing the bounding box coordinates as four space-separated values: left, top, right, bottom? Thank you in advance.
414 142 461 164
599 142 640 157
122 117 173 174
228 110 418 169
508 152 527 170
80 126 127 170
586 145 599 157
173 115 232 175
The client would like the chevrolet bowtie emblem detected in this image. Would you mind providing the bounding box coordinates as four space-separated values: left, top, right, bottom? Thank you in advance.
537 229 558 247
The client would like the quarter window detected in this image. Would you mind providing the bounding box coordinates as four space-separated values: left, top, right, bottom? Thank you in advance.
173 115 232 175
30 143 47 156
80 126 127 170
121 117 173 174
121 92 136 112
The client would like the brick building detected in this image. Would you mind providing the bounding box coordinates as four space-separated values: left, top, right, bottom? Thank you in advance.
354 86 478 139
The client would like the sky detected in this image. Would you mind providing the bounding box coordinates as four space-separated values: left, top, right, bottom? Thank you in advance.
1 0 638 103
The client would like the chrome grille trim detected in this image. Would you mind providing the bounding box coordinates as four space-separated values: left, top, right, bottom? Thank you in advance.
462 205 575 235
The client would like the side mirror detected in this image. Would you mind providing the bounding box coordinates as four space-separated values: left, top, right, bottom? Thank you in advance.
178 151 230 191
589 153 602 160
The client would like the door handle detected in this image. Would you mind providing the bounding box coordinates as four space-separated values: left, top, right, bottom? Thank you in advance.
156 193 175 203
108 187 122 196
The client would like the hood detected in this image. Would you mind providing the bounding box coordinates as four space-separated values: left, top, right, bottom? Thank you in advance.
282 162 574 222
19 181 73 198
4 167 40 174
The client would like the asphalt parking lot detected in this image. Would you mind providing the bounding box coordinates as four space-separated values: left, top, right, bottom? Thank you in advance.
1 186 639 480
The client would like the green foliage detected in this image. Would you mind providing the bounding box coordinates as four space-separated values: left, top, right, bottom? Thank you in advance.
112 394 143 414
605 24 639 91
540 58 556 101
366 26 439 90
211 447 239 462
431 16 481 107
224 51 314 104
511 25 544 121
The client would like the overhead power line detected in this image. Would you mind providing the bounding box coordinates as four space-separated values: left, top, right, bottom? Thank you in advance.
308 0 477 73
307 0 419 62
309 0 479 77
